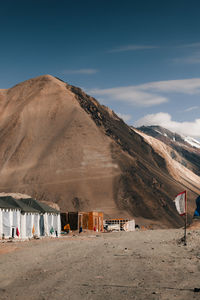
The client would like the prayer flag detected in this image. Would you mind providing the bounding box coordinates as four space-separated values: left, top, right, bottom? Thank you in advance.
174 191 186 216
16 227 20 237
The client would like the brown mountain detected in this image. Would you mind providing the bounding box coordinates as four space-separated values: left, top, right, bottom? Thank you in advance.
0 75 199 227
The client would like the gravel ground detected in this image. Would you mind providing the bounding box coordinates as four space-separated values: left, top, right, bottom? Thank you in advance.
0 229 200 300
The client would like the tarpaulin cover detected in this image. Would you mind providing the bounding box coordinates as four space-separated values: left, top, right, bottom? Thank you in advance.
13 211 18 227
3 211 10 236
194 196 200 217
39 215 44 236
48 214 53 233
123 220 135 232
34 214 39 236
26 214 32 237
53 215 58 231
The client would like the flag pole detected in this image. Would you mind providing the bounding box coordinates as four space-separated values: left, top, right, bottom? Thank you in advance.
184 190 187 246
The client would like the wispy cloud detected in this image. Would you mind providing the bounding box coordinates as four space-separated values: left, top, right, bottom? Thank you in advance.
179 42 200 48
108 42 200 54
137 78 200 94
135 112 200 138
116 112 132 122
173 51 200 64
89 86 167 107
108 44 158 53
184 106 199 112
61 69 98 75
88 78 200 108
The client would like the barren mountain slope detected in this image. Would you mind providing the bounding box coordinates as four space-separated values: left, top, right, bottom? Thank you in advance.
0 75 198 227
138 125 200 176
134 129 200 194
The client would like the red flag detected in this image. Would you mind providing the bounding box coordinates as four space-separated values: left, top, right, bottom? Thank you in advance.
16 227 20 237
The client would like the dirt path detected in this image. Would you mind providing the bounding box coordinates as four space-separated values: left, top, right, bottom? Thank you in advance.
0 229 200 300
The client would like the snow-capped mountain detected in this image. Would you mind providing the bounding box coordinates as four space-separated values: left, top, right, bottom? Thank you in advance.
184 136 200 149
137 125 200 176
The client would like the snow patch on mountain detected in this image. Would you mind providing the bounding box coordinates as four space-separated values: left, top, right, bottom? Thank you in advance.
184 136 200 149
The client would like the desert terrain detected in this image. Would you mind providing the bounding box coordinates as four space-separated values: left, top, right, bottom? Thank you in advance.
0 228 200 300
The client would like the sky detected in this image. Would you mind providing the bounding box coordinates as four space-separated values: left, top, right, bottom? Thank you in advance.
1 0 200 139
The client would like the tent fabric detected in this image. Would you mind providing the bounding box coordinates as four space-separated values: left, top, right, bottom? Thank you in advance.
39 215 45 236
13 211 18 227
48 214 53 234
26 214 32 237
44 214 49 236
0 196 61 239
2 211 10 237
196 196 200 213
193 195 200 217
20 214 26 239
34 214 39 236
0 209 21 238
53 215 58 232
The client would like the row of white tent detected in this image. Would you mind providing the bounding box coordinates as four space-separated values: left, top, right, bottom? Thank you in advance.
0 196 61 239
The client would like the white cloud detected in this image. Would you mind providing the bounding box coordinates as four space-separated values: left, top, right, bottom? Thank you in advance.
184 106 199 112
88 78 200 108
116 112 132 122
62 69 98 75
89 86 167 107
108 44 158 53
135 112 200 138
138 78 200 94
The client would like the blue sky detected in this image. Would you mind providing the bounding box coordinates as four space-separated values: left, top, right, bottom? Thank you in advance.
1 0 200 138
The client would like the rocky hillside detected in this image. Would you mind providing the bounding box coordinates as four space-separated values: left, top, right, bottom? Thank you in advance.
0 75 199 227
138 125 200 176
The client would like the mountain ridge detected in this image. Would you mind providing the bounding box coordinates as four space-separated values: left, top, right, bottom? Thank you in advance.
0 75 199 227
137 125 200 177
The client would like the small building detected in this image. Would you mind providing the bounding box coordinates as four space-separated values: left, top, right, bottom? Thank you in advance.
61 211 104 232
88 211 103 232
104 218 135 232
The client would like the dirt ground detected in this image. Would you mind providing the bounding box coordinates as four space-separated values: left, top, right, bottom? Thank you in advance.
0 229 200 300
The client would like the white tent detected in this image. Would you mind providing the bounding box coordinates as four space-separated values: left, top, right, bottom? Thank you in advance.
0 196 61 239
18 198 61 237
0 196 21 238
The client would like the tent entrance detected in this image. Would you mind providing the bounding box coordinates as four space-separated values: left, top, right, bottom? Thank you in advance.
12 227 15 238
39 215 44 236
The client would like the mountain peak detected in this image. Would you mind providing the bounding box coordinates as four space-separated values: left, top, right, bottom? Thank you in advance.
0 77 199 227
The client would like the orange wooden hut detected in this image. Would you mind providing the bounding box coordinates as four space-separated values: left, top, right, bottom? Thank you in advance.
61 211 103 232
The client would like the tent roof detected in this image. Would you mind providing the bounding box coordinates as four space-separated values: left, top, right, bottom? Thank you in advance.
0 196 59 214
16 199 40 213
19 198 60 214
0 196 20 210
0 196 39 213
